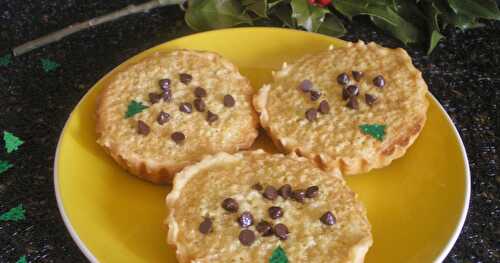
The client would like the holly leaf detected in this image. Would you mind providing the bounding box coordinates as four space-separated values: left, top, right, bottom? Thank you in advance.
4 131 24 153
0 204 26 222
41 58 60 72
0 160 13 175
424 2 444 54
359 124 386 141
125 100 148 118
16 256 27 263
243 0 268 18
268 0 285 9
0 54 12 66
269 246 288 263
185 0 252 31
448 0 500 20
291 0 330 32
272 3 295 28
318 14 346 37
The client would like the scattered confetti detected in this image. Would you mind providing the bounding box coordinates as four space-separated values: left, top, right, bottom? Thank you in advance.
125 100 148 118
4 131 24 153
359 124 386 141
41 58 60 72
0 160 13 175
269 246 288 263
0 204 26 222
0 54 12 66
16 255 27 263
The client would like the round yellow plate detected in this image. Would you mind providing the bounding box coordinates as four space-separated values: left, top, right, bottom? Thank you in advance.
55 28 470 263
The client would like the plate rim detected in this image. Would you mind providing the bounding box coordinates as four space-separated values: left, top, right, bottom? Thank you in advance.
53 27 471 263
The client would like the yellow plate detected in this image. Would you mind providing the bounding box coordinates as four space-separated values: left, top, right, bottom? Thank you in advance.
55 28 470 263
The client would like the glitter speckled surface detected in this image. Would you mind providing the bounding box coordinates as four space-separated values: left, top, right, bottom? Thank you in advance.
0 1 498 262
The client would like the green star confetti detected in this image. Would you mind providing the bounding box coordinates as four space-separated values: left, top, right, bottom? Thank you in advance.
41 58 60 72
0 204 26 222
16 255 27 263
0 160 13 175
269 246 288 263
359 124 387 141
0 54 12 66
125 100 148 118
4 131 24 153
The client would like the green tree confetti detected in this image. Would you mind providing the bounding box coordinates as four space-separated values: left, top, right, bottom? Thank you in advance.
0 204 26 222
41 58 60 72
269 246 288 263
0 54 12 66
359 124 387 141
0 160 13 175
4 131 24 153
16 255 27 263
125 100 148 118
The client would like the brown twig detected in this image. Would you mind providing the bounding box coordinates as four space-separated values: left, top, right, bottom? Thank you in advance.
12 0 183 56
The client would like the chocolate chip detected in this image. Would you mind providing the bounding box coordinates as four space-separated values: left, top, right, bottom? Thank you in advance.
373 75 385 88
256 220 273 236
179 73 192 84
137 121 150 135
344 85 359 98
149 92 162 104
318 100 330 114
365 93 377 106
310 90 321 101
179 102 193 113
223 94 235 107
346 97 359 110
221 198 239 213
239 229 256 246
194 87 207 98
320 211 336 225
305 186 319 198
206 111 219 124
278 184 292 200
298 79 313 92
305 108 318 121
238 212 254 228
268 206 284 219
157 111 170 125
159 78 171 91
171 132 185 144
263 186 278 200
193 98 206 112
291 190 306 203
199 217 212 234
274 224 289 240
252 183 263 191
337 73 350 85
352 71 363 81
162 89 172 102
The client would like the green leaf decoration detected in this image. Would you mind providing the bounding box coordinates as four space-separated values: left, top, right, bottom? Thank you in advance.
269 0 285 9
291 0 330 32
448 0 500 20
0 54 12 66
41 58 60 72
318 14 347 37
0 204 26 222
424 2 444 54
4 131 24 153
0 160 13 175
269 246 288 263
125 100 148 118
359 124 386 141
16 256 27 263
273 3 295 28
185 0 252 31
243 0 268 18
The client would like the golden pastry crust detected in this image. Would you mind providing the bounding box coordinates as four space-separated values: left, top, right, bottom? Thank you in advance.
254 41 428 175
96 50 259 183
166 150 372 263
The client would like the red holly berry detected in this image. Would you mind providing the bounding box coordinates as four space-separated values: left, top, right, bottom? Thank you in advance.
318 0 331 7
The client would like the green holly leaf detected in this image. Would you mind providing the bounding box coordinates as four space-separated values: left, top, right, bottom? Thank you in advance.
448 0 500 20
359 124 386 141
423 2 444 54
4 131 24 153
291 0 330 32
16 255 27 263
0 54 12 66
125 100 148 118
318 14 347 37
41 58 60 72
0 160 13 175
269 246 288 263
185 0 252 31
243 0 268 18
0 204 26 222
